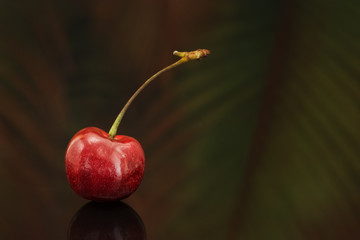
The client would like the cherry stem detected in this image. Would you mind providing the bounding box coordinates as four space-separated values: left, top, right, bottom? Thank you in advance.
108 49 210 138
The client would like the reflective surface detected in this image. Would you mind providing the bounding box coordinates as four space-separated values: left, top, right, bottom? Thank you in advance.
68 202 146 240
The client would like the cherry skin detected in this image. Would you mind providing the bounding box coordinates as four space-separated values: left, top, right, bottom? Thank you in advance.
65 127 145 201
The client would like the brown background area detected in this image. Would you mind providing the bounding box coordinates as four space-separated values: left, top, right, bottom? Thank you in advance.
0 0 360 239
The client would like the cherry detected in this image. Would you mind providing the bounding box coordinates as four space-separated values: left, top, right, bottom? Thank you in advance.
65 49 210 201
65 127 145 201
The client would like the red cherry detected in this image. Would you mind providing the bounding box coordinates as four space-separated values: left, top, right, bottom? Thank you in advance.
65 127 145 201
65 49 209 201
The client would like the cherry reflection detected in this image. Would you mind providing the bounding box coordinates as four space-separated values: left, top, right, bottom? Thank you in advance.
68 201 146 240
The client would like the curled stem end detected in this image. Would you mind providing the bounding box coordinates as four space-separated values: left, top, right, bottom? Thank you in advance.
173 49 210 61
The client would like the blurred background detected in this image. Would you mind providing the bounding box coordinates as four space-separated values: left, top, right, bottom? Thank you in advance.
0 0 360 239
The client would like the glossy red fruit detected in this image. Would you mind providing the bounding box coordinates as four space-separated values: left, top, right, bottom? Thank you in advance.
65 127 145 201
65 50 209 201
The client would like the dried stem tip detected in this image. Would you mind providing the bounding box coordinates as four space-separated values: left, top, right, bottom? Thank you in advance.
173 49 210 61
